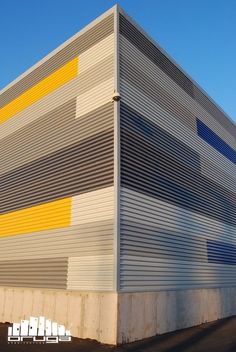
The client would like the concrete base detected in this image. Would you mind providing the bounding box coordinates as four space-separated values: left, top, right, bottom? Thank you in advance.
0 286 117 344
117 288 236 344
1 286 236 345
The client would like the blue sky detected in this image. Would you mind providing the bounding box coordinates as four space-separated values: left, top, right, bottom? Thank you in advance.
0 0 235 122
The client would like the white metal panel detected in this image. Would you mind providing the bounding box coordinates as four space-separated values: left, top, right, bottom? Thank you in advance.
79 34 114 73
71 186 114 225
76 78 114 117
67 254 114 290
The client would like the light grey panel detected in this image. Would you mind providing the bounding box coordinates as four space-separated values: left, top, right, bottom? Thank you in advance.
120 50 196 131
67 254 113 291
200 157 236 194
119 187 236 292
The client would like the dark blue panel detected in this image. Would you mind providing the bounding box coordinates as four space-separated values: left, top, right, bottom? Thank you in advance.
197 119 236 164
207 240 236 265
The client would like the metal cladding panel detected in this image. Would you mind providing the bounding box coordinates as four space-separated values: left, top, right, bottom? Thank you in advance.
0 258 68 289
0 219 113 260
0 10 115 291
200 158 236 194
67 255 113 290
119 12 236 292
120 103 236 227
120 79 236 179
0 101 113 176
1 128 114 214
120 37 196 132
120 188 236 291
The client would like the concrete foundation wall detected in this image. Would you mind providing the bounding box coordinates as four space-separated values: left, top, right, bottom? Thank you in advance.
0 286 117 344
117 288 236 344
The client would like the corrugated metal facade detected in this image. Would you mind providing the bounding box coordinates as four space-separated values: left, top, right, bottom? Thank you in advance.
0 9 115 290
118 10 236 292
1 5 235 298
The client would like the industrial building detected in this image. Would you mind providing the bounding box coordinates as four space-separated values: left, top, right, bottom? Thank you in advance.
0 4 235 345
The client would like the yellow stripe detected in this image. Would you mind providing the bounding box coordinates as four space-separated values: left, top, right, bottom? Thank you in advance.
0 57 78 124
0 198 72 237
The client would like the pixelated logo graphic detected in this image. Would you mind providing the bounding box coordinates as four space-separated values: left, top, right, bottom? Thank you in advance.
8 316 71 344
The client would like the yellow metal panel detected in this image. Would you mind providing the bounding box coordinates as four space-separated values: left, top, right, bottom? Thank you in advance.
0 198 72 237
0 58 78 124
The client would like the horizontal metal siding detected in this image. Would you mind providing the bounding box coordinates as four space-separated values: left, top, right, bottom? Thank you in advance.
200 158 236 194
119 14 236 293
120 79 236 180
120 188 236 291
0 258 68 289
120 40 196 132
0 34 114 140
1 128 114 214
0 101 113 176
0 14 115 291
0 219 113 260
67 255 113 290
120 103 236 226
0 14 114 108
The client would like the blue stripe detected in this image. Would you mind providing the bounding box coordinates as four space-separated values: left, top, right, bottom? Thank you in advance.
196 119 236 164
207 240 236 265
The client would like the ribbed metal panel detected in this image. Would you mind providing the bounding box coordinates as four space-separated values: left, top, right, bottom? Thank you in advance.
1 128 114 214
120 40 196 132
0 219 113 260
120 79 236 178
120 188 236 291
0 101 113 176
200 158 236 194
71 187 114 225
0 258 68 289
67 255 113 290
0 11 115 291
0 14 114 108
118 13 236 293
120 102 236 227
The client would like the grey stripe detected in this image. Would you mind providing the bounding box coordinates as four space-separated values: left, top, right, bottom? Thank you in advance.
1 129 114 214
0 257 68 289
120 188 236 291
0 101 113 175
0 220 113 260
0 14 114 108
120 54 196 132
